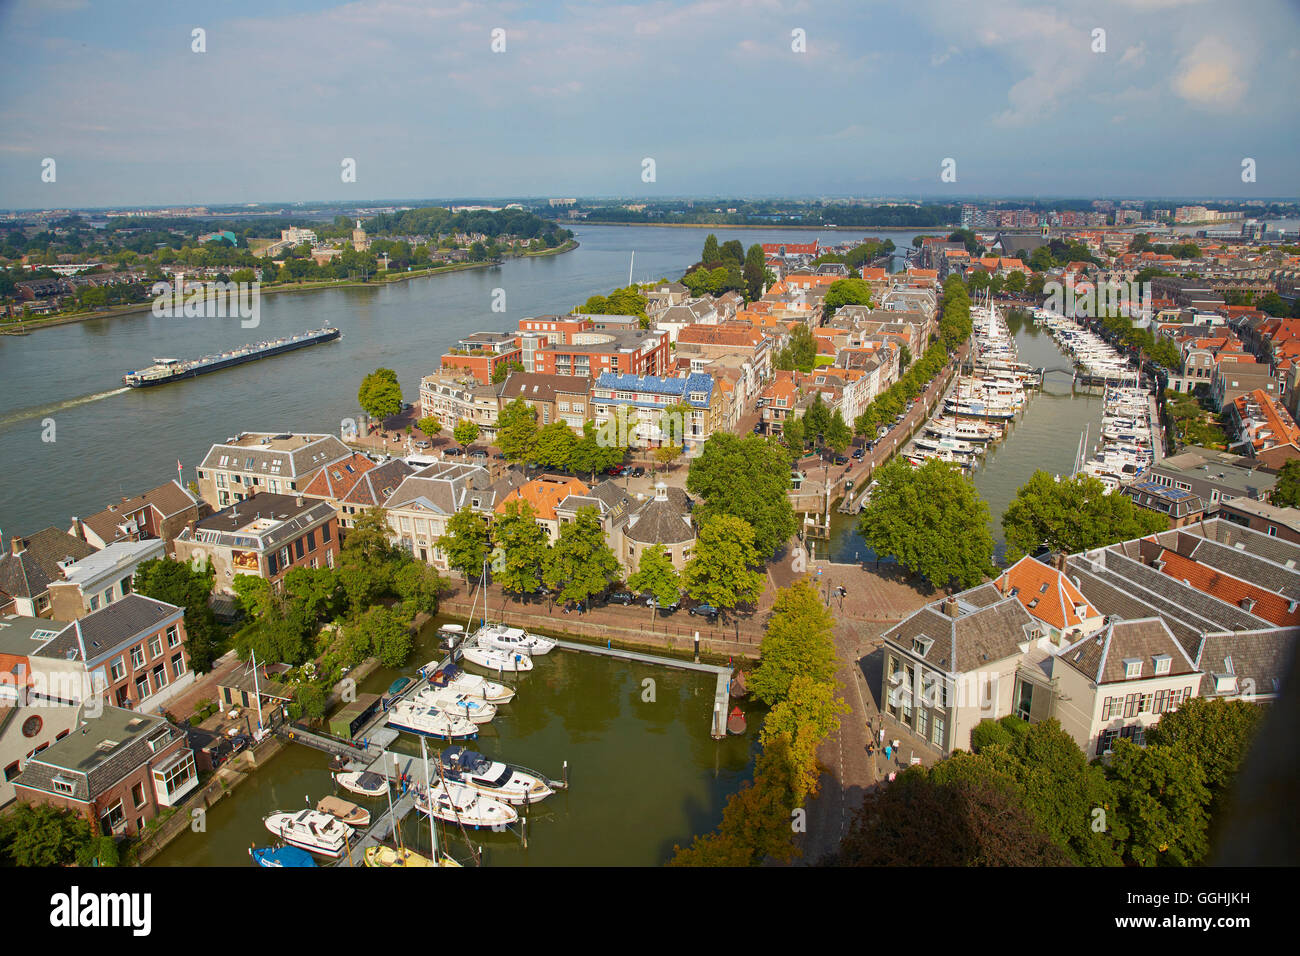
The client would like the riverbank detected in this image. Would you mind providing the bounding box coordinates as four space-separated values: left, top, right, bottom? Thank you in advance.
578 221 950 232
0 240 580 335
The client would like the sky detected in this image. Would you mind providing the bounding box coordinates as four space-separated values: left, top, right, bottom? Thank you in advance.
1 0 1298 208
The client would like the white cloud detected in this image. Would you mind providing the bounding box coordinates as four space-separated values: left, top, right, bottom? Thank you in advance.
1119 43 1147 67
1171 36 1248 109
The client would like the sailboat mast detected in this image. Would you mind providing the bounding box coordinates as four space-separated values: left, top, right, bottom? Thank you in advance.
420 734 438 859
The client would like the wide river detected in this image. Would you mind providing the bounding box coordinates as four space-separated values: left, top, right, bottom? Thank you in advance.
0 224 922 536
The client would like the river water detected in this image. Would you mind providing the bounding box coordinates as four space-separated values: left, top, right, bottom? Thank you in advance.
148 615 759 867
0 224 920 537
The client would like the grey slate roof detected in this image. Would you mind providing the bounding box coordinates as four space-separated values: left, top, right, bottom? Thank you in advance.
0 528 97 600
340 459 415 508
1196 628 1298 699
12 707 185 802
199 432 352 478
882 586 1038 675
1059 618 1197 685
37 593 182 664
625 486 694 545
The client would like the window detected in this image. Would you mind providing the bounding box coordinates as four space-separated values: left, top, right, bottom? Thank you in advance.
1153 654 1171 675
119 575 132 596
294 538 305 559
149 635 162 658
155 751 197 799
100 800 126 834
1123 693 1138 718
931 715 944 748
102 588 114 606
152 664 166 690
132 781 146 809
53 775 76 795
89 594 100 612
322 523 332 543
171 653 186 679
167 626 180 648
130 645 145 669
1124 659 1142 679
306 530 316 551
3 761 19 782
110 657 126 682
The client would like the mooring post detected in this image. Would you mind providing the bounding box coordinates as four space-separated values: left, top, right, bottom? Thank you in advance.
693 630 700 663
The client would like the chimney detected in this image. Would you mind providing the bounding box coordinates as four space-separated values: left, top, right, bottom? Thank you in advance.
10 537 25 556
295 495 304 508
1053 551 1067 572
943 595 961 619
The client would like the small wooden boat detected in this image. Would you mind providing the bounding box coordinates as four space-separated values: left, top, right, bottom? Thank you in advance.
364 845 461 868
729 670 748 698
250 844 316 867
316 795 371 827
726 706 746 735
333 770 388 798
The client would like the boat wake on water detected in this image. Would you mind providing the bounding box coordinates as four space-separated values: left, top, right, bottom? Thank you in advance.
0 386 129 430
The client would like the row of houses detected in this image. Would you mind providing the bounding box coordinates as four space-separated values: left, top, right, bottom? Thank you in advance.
881 519 1297 760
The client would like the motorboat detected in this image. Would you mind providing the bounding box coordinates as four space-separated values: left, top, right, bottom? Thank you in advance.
427 663 515 704
913 435 980 456
925 417 1001 443
416 687 498 725
333 770 389 798
263 809 354 858
385 699 479 739
316 795 371 827
363 845 461 868
436 746 554 806
414 781 519 829
472 622 555 656
460 643 535 673
436 623 466 649
250 845 316 867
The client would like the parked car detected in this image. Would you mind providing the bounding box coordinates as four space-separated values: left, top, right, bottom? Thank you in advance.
606 464 626 476
444 446 463 456
630 466 645 478
688 604 719 621
605 590 636 606
645 595 680 612
852 447 865 460
470 449 488 459
493 452 507 460
833 455 849 465
414 440 431 449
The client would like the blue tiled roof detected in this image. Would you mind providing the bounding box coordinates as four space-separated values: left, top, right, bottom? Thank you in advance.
594 372 714 408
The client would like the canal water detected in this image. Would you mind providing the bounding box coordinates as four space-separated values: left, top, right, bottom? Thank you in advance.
0 224 921 536
149 616 760 867
827 311 1105 563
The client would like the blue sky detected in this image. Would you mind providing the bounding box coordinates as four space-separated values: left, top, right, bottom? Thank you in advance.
1 0 1297 207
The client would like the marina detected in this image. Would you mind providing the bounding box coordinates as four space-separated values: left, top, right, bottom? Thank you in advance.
149 614 757 868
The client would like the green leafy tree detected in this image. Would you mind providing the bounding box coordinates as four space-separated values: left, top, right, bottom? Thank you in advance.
358 367 402 422
544 506 620 606
627 543 681 613
0 804 95 867
417 416 442 437
491 500 551 596
749 580 838 705
1145 697 1265 819
438 507 491 584
687 433 797 558
743 243 766 301
491 360 525 384
294 682 327 721
1107 738 1211 866
1271 459 1300 508
281 566 342 625
393 561 444 617
682 514 765 614
760 674 848 802
453 418 480 448
336 507 398 609
132 556 221 673
357 604 415 668
534 421 578 470
702 233 720 266
857 458 995 589
825 409 852 455
496 397 538 462
1002 471 1169 561
782 414 805 457
231 574 273 618
774 324 818 372
822 278 873 319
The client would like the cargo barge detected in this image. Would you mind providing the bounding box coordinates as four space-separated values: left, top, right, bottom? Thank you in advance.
123 326 340 387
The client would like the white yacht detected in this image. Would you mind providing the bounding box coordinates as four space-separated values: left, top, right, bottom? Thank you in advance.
414 782 519 829
461 643 536 673
385 699 479 739
473 623 555 656
416 687 498 725
436 746 555 806
425 663 516 704
263 809 354 858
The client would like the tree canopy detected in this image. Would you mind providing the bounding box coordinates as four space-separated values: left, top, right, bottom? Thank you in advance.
1001 470 1169 562
682 514 765 613
857 458 995 589
686 433 797 558
749 580 838 706
358 367 402 422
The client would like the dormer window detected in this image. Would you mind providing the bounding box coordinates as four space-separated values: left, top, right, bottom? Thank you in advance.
1124 658 1142 680
1153 654 1171 676
912 636 933 657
